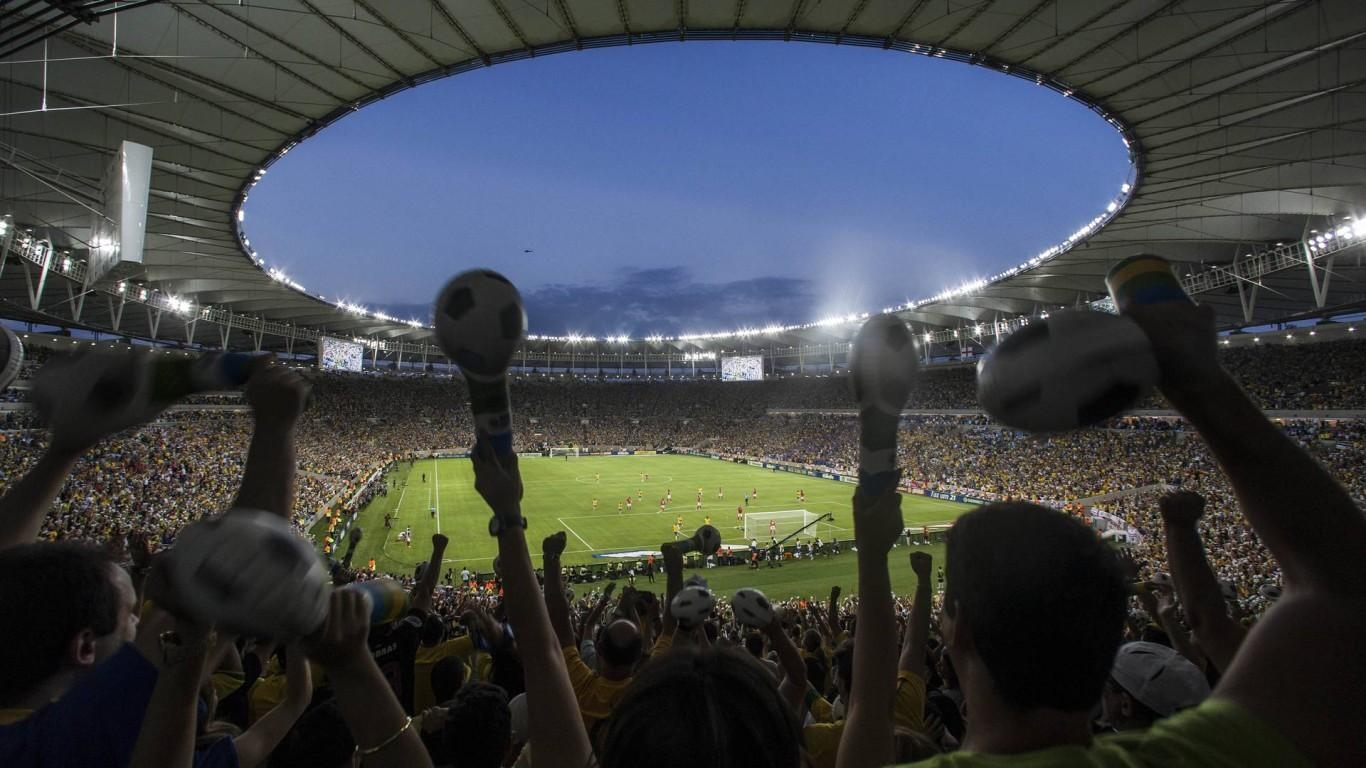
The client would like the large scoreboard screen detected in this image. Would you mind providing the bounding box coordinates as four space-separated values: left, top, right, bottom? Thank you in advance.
320 337 363 372
721 355 764 382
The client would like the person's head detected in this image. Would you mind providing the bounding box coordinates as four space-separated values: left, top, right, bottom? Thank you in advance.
1102 641 1210 730
942 502 1127 714
439 682 511 768
0 542 138 705
802 628 822 654
421 614 446 647
430 655 467 705
598 618 642 676
601 648 801 768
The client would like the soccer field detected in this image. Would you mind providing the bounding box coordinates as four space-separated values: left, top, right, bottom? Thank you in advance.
343 454 971 599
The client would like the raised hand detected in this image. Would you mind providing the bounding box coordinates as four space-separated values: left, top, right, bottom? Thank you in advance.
1159 490 1207 528
302 589 370 672
244 358 311 427
909 551 932 580
432 533 450 549
1123 301 1220 398
472 446 523 526
852 481 904 557
543 531 568 558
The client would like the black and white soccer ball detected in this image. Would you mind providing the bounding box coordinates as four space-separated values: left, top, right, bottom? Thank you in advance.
670 584 715 629
167 508 330 638
433 269 527 380
731 587 775 628
0 326 24 392
977 309 1158 433
693 524 722 556
850 314 920 416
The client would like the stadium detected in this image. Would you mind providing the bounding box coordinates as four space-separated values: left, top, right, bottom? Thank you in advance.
1 3 1364 768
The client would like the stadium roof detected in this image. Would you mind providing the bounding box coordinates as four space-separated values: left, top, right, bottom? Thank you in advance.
2 0 1365 360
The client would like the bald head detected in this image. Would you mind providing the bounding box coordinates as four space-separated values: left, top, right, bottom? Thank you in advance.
600 619 642 673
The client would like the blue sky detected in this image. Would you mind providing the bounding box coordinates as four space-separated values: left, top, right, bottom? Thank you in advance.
243 41 1131 337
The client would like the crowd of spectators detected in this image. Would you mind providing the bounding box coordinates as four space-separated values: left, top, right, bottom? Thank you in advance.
0 319 1363 767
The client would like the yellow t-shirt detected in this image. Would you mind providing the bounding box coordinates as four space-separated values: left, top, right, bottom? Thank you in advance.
412 638 471 713
903 698 1309 768
563 645 632 731
806 670 927 768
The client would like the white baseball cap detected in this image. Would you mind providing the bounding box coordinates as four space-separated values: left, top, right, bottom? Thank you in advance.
1110 641 1209 717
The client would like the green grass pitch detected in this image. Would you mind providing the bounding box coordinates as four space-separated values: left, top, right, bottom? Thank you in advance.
343 454 971 600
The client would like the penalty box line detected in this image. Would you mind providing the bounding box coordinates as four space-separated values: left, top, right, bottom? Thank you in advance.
557 518 594 551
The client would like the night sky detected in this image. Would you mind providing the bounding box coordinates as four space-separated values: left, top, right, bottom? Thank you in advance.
243 41 1131 337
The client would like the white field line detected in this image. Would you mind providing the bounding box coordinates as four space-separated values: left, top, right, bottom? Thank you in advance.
557 517 595 550
434 457 442 534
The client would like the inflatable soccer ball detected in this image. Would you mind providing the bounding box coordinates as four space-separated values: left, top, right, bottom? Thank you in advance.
731 587 775 628
0 326 24 392
670 584 715 629
850 314 920 417
168 508 330 638
694 524 722 556
433 269 527 380
977 309 1158 433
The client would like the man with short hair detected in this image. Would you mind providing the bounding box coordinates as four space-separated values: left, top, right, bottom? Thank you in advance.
0 543 139 722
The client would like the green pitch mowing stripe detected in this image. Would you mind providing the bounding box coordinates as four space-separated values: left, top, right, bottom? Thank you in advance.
347 454 972 599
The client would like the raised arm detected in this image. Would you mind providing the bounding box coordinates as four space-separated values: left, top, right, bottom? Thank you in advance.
836 484 904 768
900 552 932 680
660 542 686 637
1158 491 1245 672
473 448 592 768
767 613 808 714
1129 301 1366 765
411 533 450 613
304 590 430 768
541 531 575 648
233 362 310 519
1 352 174 549
128 623 219 768
579 582 615 647
827 585 843 638
232 644 312 768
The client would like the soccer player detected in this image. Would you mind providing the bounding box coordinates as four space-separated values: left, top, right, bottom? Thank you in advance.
752 487 758 500
672 522 682 541
658 498 666 514
626 496 634 511
743 493 750 507
422 473 426 483
384 512 392 529
736 505 744 530
617 501 624 514
695 492 703 510
595 472 600 483
592 497 599 511
704 515 711 527
429 505 436 519
637 488 643 500
666 489 672 505
768 518 777 537
676 514 683 529
717 487 724 500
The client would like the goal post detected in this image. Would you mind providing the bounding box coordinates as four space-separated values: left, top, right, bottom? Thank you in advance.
548 446 580 458
743 509 820 542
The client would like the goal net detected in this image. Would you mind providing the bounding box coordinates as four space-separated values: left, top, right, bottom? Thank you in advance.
548 446 580 458
744 510 820 542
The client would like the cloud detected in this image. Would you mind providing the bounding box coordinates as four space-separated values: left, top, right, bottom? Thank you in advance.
376 267 818 336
